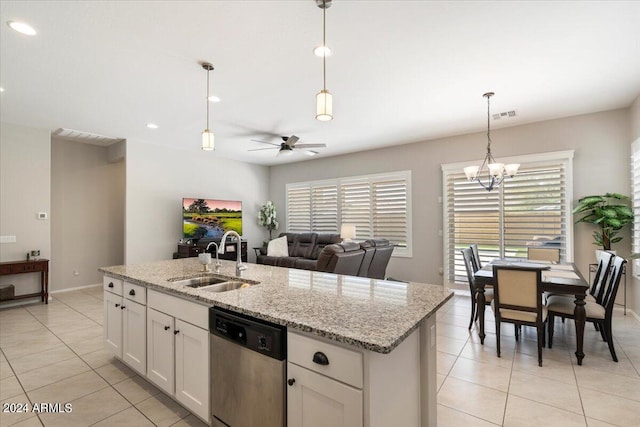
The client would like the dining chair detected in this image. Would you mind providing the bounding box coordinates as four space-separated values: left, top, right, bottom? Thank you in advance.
492 265 547 366
470 243 482 271
547 255 626 362
528 247 560 263
461 248 493 330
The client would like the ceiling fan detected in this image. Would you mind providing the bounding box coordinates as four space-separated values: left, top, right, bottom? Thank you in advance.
248 135 326 157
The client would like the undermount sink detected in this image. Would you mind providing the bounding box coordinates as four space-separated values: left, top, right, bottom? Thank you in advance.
168 274 258 293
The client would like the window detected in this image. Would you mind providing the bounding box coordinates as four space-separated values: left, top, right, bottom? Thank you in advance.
286 171 412 257
442 151 574 284
631 138 640 276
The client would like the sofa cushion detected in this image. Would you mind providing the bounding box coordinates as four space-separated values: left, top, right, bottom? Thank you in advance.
267 236 288 257
294 258 318 271
311 233 342 259
290 233 318 258
276 257 298 268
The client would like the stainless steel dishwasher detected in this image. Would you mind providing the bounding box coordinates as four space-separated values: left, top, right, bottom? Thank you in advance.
209 307 286 427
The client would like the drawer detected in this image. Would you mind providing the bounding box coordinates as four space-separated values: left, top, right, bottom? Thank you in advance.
103 276 123 295
124 282 146 305
147 289 208 329
288 332 363 389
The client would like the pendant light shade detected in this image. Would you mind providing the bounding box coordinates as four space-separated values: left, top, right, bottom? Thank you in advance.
201 62 215 151
315 0 333 121
316 89 333 121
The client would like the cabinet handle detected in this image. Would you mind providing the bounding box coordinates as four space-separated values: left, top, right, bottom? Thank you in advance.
312 351 330 366
164 326 170 331
287 378 296 386
174 330 180 335
108 282 114 288
115 303 120 308
121 305 126 310
129 289 136 296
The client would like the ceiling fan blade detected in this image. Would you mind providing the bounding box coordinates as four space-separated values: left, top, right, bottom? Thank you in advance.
248 147 279 152
286 135 300 146
303 150 319 156
250 139 281 147
294 143 326 148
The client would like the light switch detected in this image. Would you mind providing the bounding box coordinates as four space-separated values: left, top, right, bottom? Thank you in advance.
0 235 17 243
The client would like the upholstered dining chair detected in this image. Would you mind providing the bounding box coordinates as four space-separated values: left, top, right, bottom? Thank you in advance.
528 247 560 263
470 243 482 271
492 265 547 366
547 255 626 362
461 248 493 330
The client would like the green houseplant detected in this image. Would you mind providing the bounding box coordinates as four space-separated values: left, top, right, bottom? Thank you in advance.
258 201 279 241
573 193 633 250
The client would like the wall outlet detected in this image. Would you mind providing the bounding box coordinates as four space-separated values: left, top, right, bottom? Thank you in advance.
430 325 436 348
0 235 17 243
37 212 48 220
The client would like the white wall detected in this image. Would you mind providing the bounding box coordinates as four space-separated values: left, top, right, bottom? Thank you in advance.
51 138 125 291
125 140 270 264
0 123 51 297
629 95 640 316
269 109 631 285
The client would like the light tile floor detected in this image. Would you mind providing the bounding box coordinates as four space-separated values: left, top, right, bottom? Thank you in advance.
436 293 640 427
1 287 639 426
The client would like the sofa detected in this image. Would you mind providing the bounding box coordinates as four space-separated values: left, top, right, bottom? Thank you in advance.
257 232 394 279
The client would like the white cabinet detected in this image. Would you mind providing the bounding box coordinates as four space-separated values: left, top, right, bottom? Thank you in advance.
103 276 146 376
287 362 363 427
146 290 209 422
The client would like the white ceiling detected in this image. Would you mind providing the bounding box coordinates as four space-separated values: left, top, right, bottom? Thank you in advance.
1 1 639 166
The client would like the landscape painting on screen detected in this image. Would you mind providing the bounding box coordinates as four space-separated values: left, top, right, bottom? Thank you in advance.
183 198 243 239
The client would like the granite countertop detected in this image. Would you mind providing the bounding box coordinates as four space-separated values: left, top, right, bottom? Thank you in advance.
99 258 453 354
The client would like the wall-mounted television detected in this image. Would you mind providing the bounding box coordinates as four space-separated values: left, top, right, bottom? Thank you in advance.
182 198 243 240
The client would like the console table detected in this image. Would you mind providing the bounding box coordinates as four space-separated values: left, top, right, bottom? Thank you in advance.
0 259 49 305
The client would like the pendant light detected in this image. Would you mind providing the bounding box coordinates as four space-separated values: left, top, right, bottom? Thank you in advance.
315 0 333 121
463 92 519 191
201 62 215 151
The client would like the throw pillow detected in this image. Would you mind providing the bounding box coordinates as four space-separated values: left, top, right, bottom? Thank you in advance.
267 236 288 257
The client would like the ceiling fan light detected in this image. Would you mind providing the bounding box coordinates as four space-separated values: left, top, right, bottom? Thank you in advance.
201 129 214 151
313 45 332 57
277 147 294 157
316 90 333 121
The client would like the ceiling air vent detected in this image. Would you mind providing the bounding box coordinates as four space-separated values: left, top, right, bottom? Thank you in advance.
492 110 517 120
52 128 124 147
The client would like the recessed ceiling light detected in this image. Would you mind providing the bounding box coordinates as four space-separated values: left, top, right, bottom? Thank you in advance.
146 123 159 129
313 45 332 57
7 21 37 36
208 95 221 103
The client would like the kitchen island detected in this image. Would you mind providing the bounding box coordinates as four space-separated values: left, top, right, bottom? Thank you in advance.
100 257 452 426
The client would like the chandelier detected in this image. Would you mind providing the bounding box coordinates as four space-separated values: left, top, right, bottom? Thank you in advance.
463 92 519 191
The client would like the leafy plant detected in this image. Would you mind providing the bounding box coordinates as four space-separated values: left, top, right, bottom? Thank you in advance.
258 201 279 241
573 193 634 250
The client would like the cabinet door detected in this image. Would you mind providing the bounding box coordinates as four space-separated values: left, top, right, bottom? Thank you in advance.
122 300 146 375
147 308 175 394
103 292 122 357
175 319 209 421
287 362 363 427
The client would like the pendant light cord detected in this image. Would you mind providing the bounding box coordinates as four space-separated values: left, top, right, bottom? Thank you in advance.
206 68 210 129
486 93 492 155
322 1 327 91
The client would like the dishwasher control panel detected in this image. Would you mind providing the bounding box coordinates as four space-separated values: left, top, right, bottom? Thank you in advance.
210 307 286 360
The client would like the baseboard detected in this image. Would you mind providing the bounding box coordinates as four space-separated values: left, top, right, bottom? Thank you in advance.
0 298 43 309
51 283 101 294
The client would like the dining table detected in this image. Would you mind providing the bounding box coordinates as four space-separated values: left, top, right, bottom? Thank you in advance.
474 259 590 365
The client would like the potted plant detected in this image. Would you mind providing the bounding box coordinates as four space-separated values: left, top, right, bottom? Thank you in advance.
258 201 279 242
573 193 633 251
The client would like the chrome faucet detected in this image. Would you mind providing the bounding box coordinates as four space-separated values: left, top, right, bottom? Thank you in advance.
205 241 222 274
218 231 247 277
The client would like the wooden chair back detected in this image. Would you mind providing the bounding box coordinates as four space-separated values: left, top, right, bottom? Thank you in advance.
470 244 482 271
591 251 614 302
460 248 477 294
600 256 627 315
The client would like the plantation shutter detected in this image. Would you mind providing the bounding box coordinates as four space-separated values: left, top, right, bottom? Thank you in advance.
443 151 573 285
286 170 412 257
340 179 372 239
444 171 501 284
631 139 640 275
287 186 311 232
310 184 338 232
503 163 567 259
373 177 409 249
